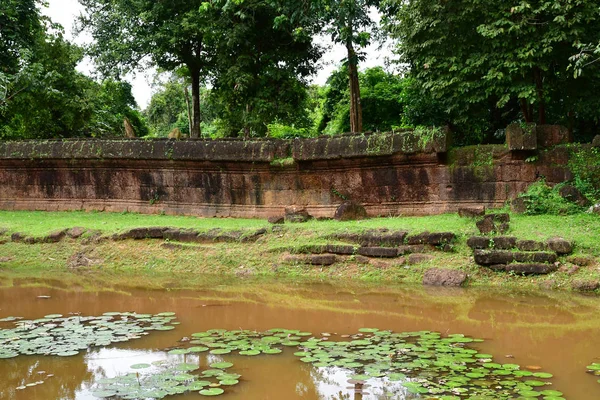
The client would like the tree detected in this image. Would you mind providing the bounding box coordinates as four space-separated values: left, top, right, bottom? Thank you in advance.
78 0 321 139
0 29 145 139
382 0 600 131
321 0 379 133
193 0 321 137
78 0 220 138
0 0 43 74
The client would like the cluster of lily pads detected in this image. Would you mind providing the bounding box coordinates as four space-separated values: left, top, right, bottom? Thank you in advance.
92 359 240 398
0 312 177 358
586 362 600 385
164 328 563 399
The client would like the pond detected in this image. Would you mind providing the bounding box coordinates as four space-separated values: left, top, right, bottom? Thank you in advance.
0 281 599 399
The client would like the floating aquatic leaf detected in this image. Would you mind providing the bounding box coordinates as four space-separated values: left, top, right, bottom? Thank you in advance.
199 388 224 396
210 362 233 369
0 312 177 358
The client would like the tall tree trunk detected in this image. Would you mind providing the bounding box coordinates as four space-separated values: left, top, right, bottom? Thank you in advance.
346 40 362 133
183 85 193 136
190 67 202 138
533 67 546 125
519 98 533 123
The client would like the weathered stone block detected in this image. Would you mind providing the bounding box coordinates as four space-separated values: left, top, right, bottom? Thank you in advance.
558 185 590 207
309 254 337 266
491 236 517 250
592 135 600 148
357 247 399 258
325 244 355 255
516 240 547 252
467 236 491 250
115 227 169 240
546 237 573 255
506 123 537 151
536 125 572 148
487 263 558 275
268 215 285 224
473 250 557 265
67 227 86 239
458 206 486 218
510 197 527 214
42 229 68 243
163 228 200 242
423 268 467 287
473 250 515 265
284 207 312 223
334 201 367 221
571 279 600 291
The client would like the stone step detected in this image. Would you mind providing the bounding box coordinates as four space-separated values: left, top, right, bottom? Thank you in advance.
474 249 557 266
468 236 572 254
485 263 558 275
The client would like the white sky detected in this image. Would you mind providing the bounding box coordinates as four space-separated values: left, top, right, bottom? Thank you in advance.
42 0 392 109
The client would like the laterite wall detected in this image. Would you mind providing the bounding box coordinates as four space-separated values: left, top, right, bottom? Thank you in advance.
0 132 573 218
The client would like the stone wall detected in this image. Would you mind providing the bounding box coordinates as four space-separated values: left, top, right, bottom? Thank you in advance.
0 131 574 218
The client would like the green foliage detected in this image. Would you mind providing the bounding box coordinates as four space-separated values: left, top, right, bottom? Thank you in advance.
567 146 600 203
319 66 406 134
266 122 312 139
0 0 43 75
518 181 582 216
382 0 600 140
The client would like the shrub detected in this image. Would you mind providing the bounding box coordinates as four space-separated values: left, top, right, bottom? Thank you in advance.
518 180 583 215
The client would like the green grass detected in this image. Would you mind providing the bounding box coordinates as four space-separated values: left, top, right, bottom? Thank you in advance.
0 210 598 292
0 210 266 236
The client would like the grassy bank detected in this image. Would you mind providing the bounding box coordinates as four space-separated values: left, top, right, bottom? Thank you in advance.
0 210 598 292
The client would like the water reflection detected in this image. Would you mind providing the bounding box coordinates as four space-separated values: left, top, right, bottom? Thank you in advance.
310 366 410 400
1 282 600 399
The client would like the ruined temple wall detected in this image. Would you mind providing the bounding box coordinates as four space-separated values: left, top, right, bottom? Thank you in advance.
0 133 573 218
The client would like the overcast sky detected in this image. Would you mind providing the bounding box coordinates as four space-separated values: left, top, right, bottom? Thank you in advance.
42 0 392 109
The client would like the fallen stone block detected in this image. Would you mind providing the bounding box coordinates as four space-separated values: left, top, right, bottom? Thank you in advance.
571 279 600 291
566 255 596 267
357 247 399 258
491 236 517 250
510 197 527 214
474 250 515 265
423 268 467 287
593 135 600 148
546 237 573 255
467 236 491 250
284 206 313 223
309 255 337 266
240 228 267 242
487 263 558 275
516 240 547 252
458 206 485 218
332 230 408 247
268 215 285 224
559 185 590 207
406 232 455 245
67 227 86 239
325 244 355 255
115 227 169 240
334 201 367 221
163 228 200 242
42 229 68 243
474 250 557 266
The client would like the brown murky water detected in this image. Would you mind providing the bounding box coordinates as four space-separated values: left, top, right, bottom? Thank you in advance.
0 282 599 399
